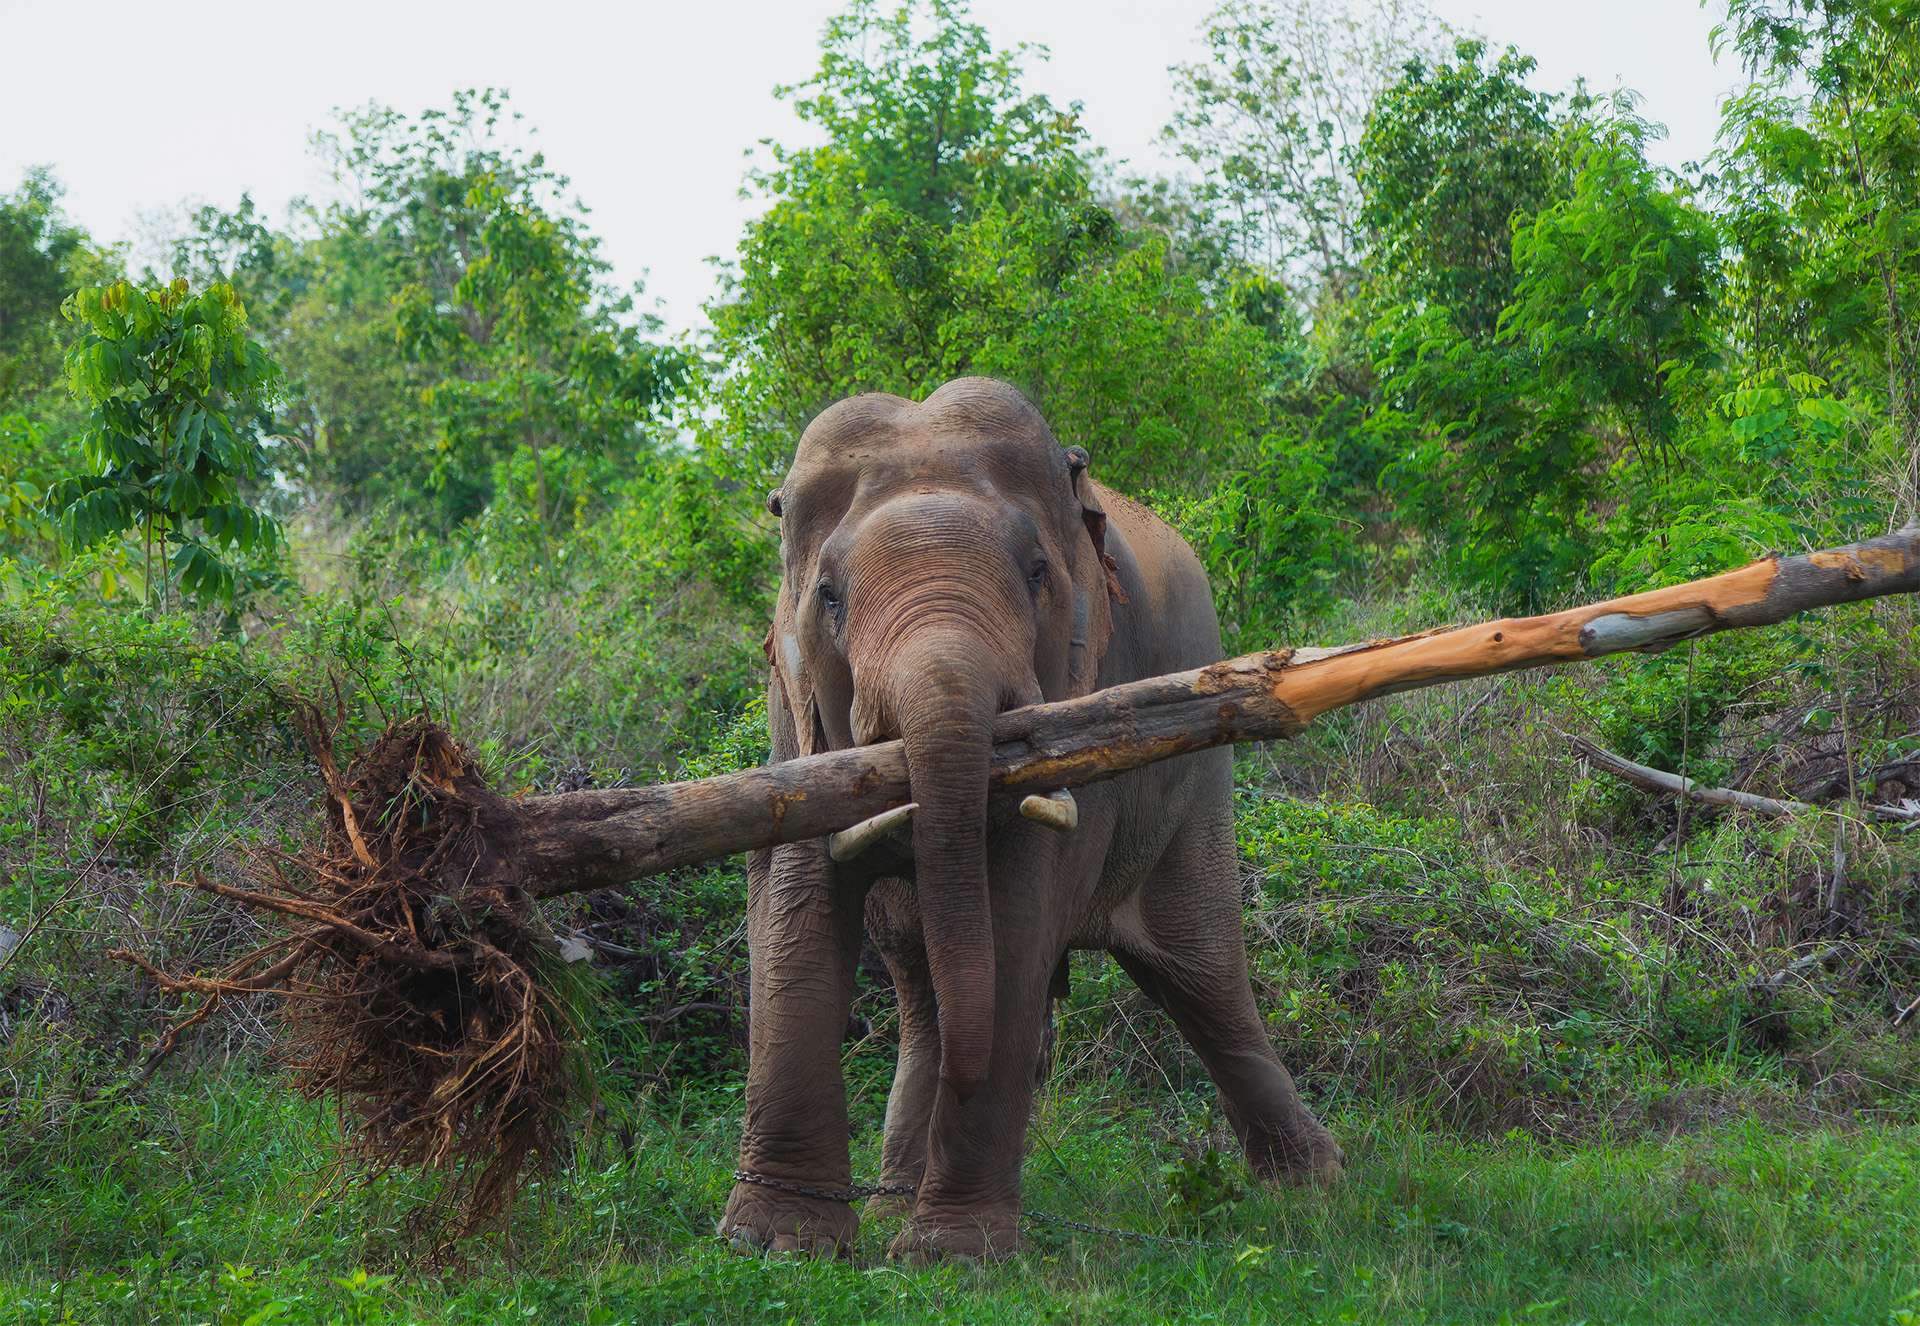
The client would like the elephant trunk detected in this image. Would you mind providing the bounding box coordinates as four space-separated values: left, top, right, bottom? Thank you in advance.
891 639 998 1102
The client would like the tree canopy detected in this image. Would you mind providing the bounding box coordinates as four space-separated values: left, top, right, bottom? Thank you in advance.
0 0 1910 631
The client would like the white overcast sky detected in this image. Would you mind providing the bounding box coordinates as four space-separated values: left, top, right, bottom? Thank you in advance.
0 0 1737 335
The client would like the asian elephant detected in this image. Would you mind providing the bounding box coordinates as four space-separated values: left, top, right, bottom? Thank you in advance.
718 377 1343 1261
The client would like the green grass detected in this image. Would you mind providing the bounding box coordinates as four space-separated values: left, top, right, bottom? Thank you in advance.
6 1075 1920 1324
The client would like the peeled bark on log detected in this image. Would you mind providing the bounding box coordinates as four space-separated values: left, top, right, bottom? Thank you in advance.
505 523 1920 900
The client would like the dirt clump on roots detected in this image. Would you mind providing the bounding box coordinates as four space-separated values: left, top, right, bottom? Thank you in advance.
115 711 579 1239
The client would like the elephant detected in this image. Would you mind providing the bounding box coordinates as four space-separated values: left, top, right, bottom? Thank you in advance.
718 377 1343 1261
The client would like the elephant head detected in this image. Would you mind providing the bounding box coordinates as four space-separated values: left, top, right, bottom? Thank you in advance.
763 377 1122 1098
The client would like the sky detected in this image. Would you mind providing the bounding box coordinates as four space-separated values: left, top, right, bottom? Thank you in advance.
0 0 1738 335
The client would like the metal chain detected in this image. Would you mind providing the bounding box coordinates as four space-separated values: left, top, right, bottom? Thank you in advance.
731 1169 1237 1251
732 1170 919 1204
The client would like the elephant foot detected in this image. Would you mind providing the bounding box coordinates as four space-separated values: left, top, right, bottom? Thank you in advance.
887 1210 1021 1263
863 1190 914 1220
1251 1121 1346 1188
719 1181 858 1257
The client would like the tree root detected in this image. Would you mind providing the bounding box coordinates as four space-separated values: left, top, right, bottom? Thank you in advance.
114 709 578 1239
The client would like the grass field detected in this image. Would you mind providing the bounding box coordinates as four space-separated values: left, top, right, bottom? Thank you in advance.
6 1074 1920 1325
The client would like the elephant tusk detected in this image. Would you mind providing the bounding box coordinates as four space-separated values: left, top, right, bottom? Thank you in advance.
827 802 917 862
1019 789 1078 832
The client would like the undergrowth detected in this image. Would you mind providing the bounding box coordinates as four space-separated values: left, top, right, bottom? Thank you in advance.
4 1074 1920 1324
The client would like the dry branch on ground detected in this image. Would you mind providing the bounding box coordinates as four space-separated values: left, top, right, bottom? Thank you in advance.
1568 734 1920 823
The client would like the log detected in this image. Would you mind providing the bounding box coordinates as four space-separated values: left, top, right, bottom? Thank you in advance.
507 523 1920 899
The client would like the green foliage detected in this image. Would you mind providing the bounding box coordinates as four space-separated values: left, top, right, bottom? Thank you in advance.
1356 40 1568 344
0 169 119 407
1160 411 1363 643
1165 0 1452 299
1354 43 1595 601
171 91 687 531
1713 0 1920 516
0 413 62 561
354 92 683 527
772 0 1088 222
1505 119 1722 477
1370 298 1597 601
1347 17 1907 603
393 125 687 534
1158 1146 1246 1234
45 279 284 605
0 172 119 571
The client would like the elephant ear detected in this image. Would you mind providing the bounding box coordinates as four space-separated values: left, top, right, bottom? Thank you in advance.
763 517 830 757
1064 445 1126 697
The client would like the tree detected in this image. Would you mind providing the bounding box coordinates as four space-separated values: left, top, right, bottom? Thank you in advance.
1356 40 1569 344
0 170 120 566
1712 0 1920 520
396 163 686 542
1165 0 1452 304
1355 41 1594 600
170 91 686 530
47 279 284 606
768 0 1090 223
1505 117 1721 471
0 171 114 403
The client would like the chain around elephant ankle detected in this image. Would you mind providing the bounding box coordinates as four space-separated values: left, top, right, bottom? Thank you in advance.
732 1169 919 1204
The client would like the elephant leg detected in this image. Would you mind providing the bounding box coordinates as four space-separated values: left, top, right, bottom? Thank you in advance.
889 934 1056 1262
720 842 867 1255
865 881 938 1219
1117 811 1345 1186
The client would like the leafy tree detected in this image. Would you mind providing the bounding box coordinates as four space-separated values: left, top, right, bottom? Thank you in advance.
1501 116 1728 587
0 170 120 406
1166 0 1452 303
170 91 685 529
1712 0 1920 519
1505 117 1721 471
1356 41 1570 344
706 0 1099 441
396 164 686 541
0 171 121 567
1356 41 1596 599
1369 301 1595 599
46 279 284 605
768 0 1090 223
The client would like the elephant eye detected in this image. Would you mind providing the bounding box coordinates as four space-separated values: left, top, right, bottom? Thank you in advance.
1027 560 1049 595
817 579 844 624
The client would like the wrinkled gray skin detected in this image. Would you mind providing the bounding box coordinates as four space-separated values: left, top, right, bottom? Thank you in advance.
718 378 1343 1261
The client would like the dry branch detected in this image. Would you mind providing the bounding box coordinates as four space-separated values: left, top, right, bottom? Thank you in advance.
1568 734 1920 822
114 522 1920 1235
